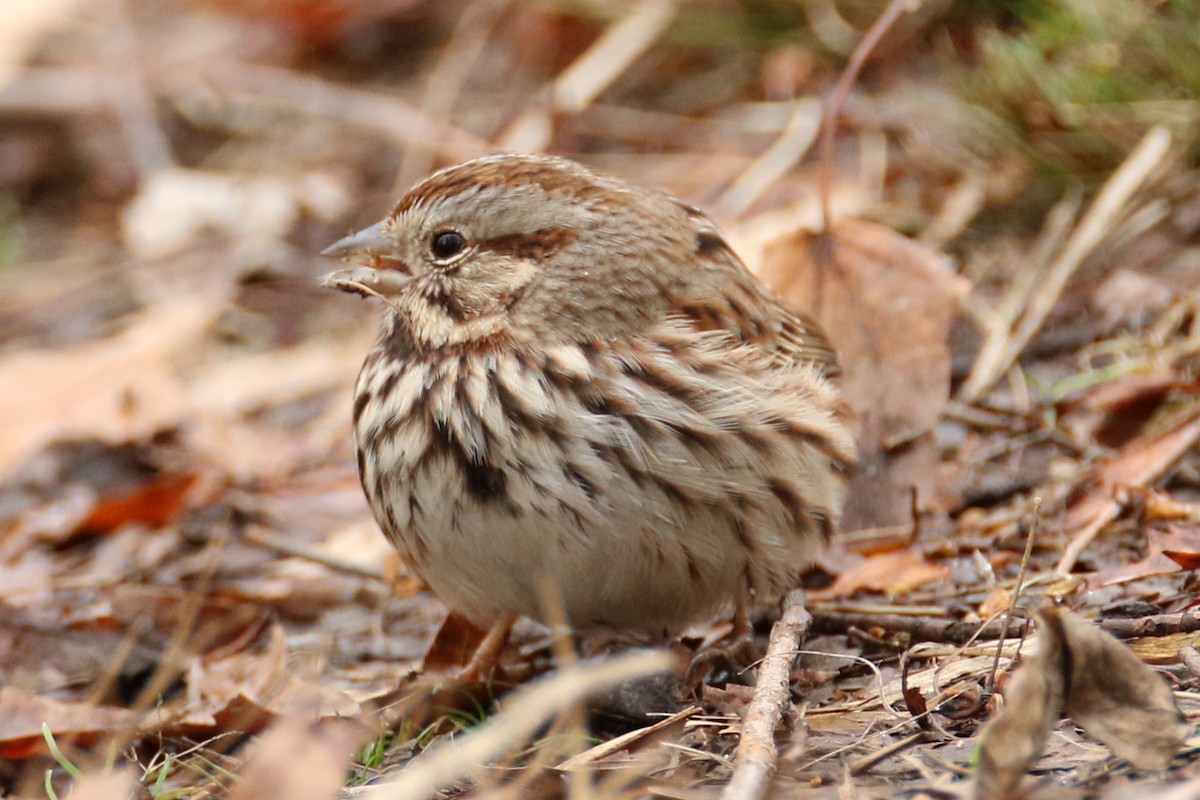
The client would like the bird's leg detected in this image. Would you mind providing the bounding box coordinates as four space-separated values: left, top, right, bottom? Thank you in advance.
684 589 760 693
726 591 757 663
458 615 516 683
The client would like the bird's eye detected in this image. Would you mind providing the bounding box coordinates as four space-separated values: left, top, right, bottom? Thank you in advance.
430 230 466 260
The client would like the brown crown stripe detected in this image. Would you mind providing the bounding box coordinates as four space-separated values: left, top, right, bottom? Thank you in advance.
392 157 609 217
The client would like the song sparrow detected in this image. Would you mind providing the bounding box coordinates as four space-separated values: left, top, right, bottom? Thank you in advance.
323 153 854 640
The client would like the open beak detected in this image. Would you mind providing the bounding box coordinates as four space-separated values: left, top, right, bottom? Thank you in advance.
320 220 409 297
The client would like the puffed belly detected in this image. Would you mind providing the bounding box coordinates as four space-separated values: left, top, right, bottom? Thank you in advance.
372 455 751 631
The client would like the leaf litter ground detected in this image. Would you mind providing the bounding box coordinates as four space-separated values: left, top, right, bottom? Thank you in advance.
1 2 1199 798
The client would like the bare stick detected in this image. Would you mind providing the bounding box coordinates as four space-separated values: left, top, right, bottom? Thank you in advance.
722 589 811 800
394 0 511 190
716 98 822 217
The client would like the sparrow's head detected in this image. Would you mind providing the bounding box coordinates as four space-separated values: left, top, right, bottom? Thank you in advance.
322 153 714 348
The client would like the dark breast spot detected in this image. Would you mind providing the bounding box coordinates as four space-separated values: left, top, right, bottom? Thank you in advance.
429 420 511 507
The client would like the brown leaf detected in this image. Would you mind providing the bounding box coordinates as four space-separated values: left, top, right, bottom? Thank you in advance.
758 219 968 528
808 548 949 600
973 606 1187 799
1053 607 1188 770
977 588 1012 620
0 687 136 760
177 624 359 734
1089 527 1200 590
1058 373 1190 449
1058 401 1200 574
972 618 1065 800
422 610 489 673
77 473 197 534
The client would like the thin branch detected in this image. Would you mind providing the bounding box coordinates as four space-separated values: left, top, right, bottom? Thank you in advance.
722 589 811 800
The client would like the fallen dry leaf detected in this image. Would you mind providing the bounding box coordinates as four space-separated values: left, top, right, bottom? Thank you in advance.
973 606 1187 799
77 472 197 535
808 548 950 601
973 624 1065 800
1089 527 1200 590
758 218 969 528
977 587 1012 620
0 686 136 760
0 301 215 481
1055 608 1189 769
1059 400 1200 574
178 624 360 733
1058 373 1190 448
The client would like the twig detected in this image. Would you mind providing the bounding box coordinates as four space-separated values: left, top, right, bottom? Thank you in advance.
722 589 811 800
1098 610 1200 639
556 706 702 770
817 0 917 234
810 610 1030 644
849 731 927 775
988 497 1040 690
104 0 175 175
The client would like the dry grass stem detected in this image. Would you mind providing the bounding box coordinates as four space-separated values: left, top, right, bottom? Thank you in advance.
716 98 822 217
362 650 674 800
959 125 1172 403
988 497 1041 689
499 0 677 151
